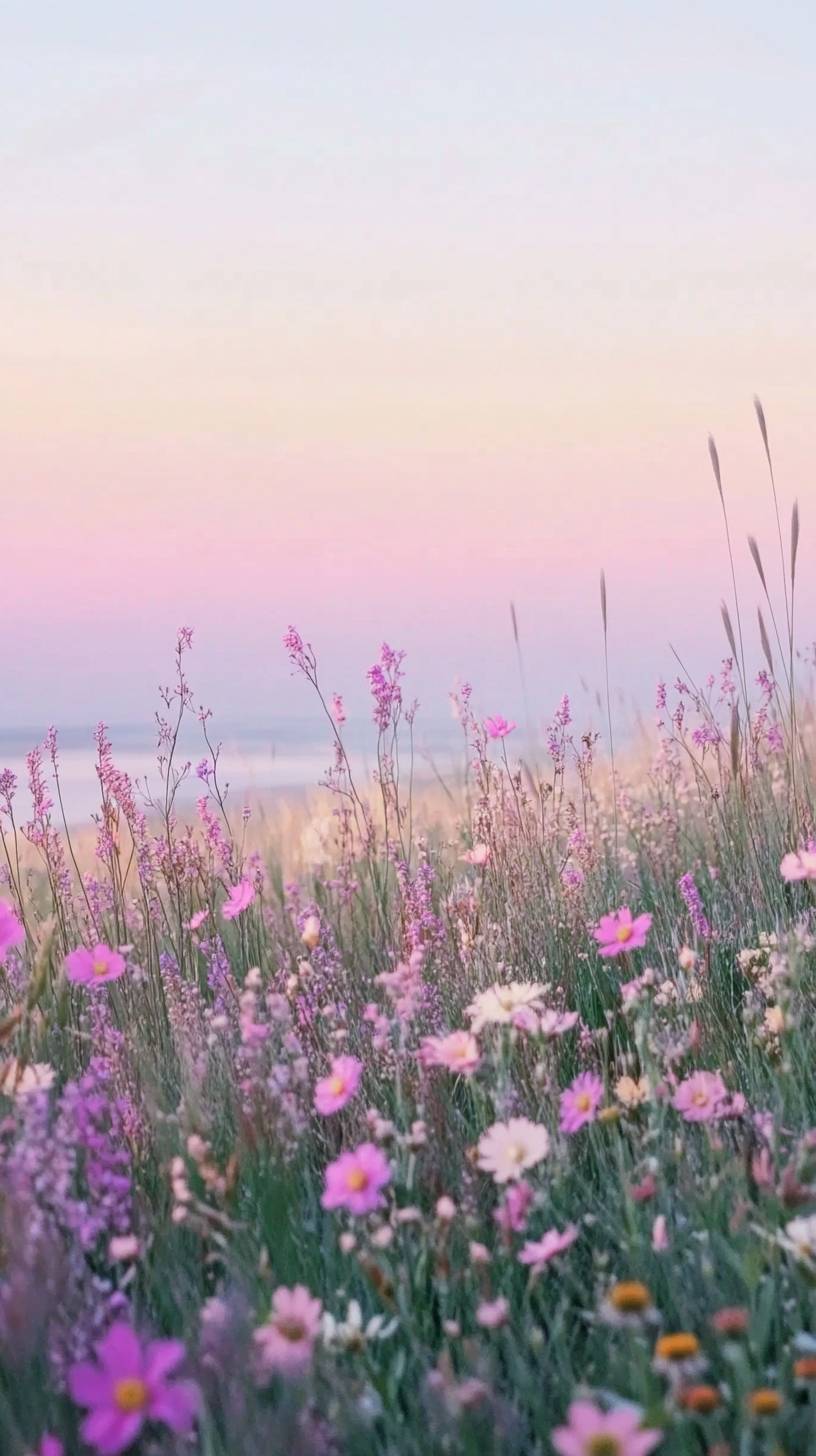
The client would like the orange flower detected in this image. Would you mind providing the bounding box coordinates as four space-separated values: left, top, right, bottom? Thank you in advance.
794 1356 816 1381
747 1388 782 1417
679 1384 721 1414
608 1281 652 1315
655 1332 700 1362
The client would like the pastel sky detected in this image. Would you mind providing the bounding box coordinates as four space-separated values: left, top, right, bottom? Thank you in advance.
3 2 815 734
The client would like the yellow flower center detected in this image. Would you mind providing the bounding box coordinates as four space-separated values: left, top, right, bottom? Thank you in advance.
114 1377 148 1413
655 1332 700 1361
93 959 109 977
749 1388 782 1416
576 1093 592 1112
507 1143 526 1164
328 1076 345 1096
615 924 633 943
587 1438 621 1456
609 1281 651 1314
692 1089 710 1106
346 1167 369 1192
276 1316 307 1343
497 990 514 1010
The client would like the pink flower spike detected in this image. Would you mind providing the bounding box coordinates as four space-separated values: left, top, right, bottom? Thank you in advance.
559 1071 604 1134
484 714 516 740
67 1321 199 1455
0 900 24 962
221 879 255 920
321 1142 391 1215
314 1056 363 1115
518 1224 579 1271
592 906 653 958
551 1399 662 1456
64 943 126 987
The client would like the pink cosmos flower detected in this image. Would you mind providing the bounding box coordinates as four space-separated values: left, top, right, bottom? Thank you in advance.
254 1284 323 1377
0 901 24 961
484 715 516 739
31 1439 64 1456
321 1142 391 1215
419 1030 481 1076
780 849 816 882
551 1399 662 1456
67 1322 199 1455
672 1070 729 1123
494 1180 535 1234
518 1224 579 1271
221 879 255 920
314 1056 363 1115
477 1118 550 1183
460 843 490 866
559 1072 604 1134
186 909 208 931
592 906 653 958
539 1009 579 1037
65 944 126 987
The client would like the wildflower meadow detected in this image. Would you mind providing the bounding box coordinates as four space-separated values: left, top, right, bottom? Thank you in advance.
4 416 816 1455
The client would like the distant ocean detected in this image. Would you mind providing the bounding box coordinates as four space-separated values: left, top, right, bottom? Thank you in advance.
0 718 467 825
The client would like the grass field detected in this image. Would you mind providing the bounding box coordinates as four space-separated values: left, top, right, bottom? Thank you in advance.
3 431 816 1454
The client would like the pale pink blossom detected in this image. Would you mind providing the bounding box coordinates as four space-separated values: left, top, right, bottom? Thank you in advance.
254 1285 323 1377
419 1030 481 1076
539 1009 579 1037
477 1118 550 1184
780 849 816 882
651 1215 669 1252
672 1070 729 1123
592 906 652 958
551 1399 662 1456
314 1056 363 1115
518 1224 579 1271
460 843 490 866
476 1296 509 1329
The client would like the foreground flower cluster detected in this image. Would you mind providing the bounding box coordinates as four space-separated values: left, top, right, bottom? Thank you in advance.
2 623 816 1455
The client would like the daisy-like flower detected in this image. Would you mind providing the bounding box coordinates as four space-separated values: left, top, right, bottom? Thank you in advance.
518 1224 578 1272
484 714 516 739
593 907 653 958
551 1399 662 1456
780 849 816 882
477 1118 550 1184
0 1058 56 1101
221 879 255 920
782 1213 816 1263
466 982 547 1033
600 1281 657 1328
560 1072 604 1134
321 1299 398 1351
313 1056 363 1115
615 1075 650 1109
672 1070 728 1123
254 1285 323 1377
653 1332 705 1381
321 1142 391 1215
68 1322 199 1455
419 1030 481 1076
0 900 24 961
65 943 126 986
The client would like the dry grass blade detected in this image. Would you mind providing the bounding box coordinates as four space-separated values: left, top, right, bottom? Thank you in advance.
708 435 723 500
600 570 608 635
757 608 774 675
730 703 741 783
754 395 771 464
720 601 737 659
510 601 520 648
791 500 800 589
747 535 767 591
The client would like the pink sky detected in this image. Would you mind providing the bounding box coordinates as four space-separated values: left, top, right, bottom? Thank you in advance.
3 3 814 731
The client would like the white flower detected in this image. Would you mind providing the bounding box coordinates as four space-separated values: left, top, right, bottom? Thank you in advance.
783 1215 816 1263
0 1058 56 1101
466 982 546 1033
322 1299 398 1351
476 1117 550 1183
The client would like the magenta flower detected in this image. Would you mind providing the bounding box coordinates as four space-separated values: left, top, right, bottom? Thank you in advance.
592 906 652 958
672 1070 729 1123
484 714 516 740
68 1322 200 1455
32 1439 64 1456
65 943 126 986
221 879 255 920
559 1072 604 1134
552 1399 662 1456
0 900 24 961
518 1224 579 1271
314 1055 363 1115
321 1142 391 1215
